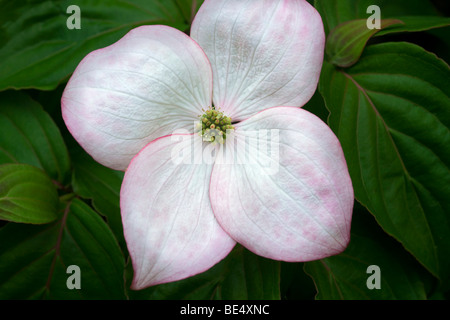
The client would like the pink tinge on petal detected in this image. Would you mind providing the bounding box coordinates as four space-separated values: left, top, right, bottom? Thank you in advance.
121 134 235 289
62 25 213 171
210 107 354 262
191 0 325 121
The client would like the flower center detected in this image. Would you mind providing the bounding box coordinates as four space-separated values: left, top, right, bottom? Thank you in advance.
196 106 235 144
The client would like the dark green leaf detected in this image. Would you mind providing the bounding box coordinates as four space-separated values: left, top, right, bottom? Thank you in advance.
302 90 330 124
128 246 280 300
214 246 280 300
326 19 403 67
304 205 431 300
174 0 204 25
319 42 450 287
0 0 188 91
126 257 224 300
280 262 316 300
375 16 450 36
0 164 58 224
0 199 126 299
70 145 125 252
314 0 439 35
0 91 71 184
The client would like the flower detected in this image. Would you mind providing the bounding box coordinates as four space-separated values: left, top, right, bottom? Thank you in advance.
61 0 353 290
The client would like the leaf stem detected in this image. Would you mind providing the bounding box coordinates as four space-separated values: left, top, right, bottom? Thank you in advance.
45 199 72 293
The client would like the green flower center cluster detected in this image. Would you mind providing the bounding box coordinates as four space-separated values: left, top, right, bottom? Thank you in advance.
197 107 235 144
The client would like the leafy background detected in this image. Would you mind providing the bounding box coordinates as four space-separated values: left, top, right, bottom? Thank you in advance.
0 0 449 300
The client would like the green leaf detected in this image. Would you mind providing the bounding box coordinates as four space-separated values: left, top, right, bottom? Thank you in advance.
70 145 125 252
126 259 221 300
0 91 71 184
319 42 450 287
0 199 126 299
280 262 316 300
315 0 439 35
0 164 59 224
0 0 188 91
128 246 280 300
302 90 330 124
304 205 431 300
326 19 403 67
174 0 204 25
214 246 280 300
375 16 450 36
